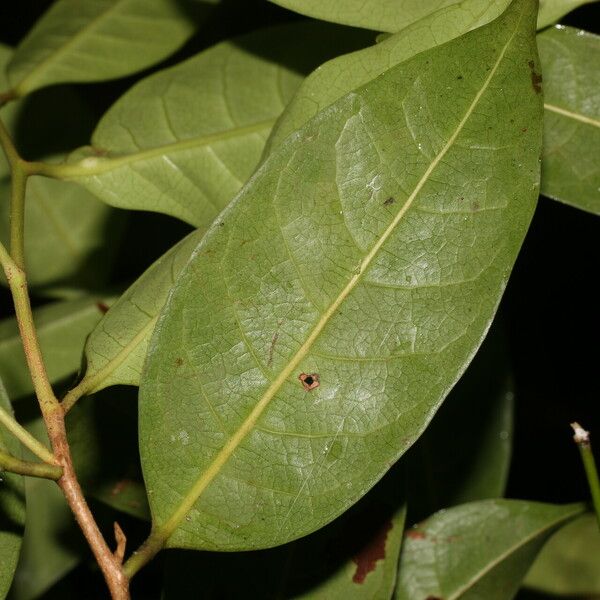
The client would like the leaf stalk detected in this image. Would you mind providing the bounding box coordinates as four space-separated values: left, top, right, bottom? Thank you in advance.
571 422 600 530
0 449 63 479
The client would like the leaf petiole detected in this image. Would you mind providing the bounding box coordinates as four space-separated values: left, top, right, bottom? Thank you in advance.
571 422 600 530
0 448 63 480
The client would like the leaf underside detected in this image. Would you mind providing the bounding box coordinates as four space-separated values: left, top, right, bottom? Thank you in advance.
139 0 542 552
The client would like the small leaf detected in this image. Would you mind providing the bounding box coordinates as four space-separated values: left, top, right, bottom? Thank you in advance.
8 419 81 600
61 22 372 225
395 500 584 600
77 229 204 395
0 297 113 399
268 0 583 34
163 464 406 599
0 380 25 600
140 0 542 551
405 324 513 520
525 513 600 596
5 0 219 97
538 26 600 214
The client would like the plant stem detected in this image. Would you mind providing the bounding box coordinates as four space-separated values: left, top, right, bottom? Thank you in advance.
0 403 58 465
0 116 131 600
571 422 600 530
0 449 63 479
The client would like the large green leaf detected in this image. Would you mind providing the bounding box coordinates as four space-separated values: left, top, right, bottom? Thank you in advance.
268 0 589 33
59 22 372 225
405 324 513 521
538 26 600 214
163 464 406 599
395 500 584 600
525 513 600 596
0 297 112 399
74 229 204 396
4 0 218 97
139 0 542 552
0 380 25 600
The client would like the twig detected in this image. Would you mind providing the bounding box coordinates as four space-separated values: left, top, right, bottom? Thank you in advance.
0 448 63 480
571 422 600 530
0 403 58 464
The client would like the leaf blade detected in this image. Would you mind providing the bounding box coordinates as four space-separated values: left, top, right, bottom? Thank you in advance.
6 0 218 96
140 0 543 552
395 500 584 600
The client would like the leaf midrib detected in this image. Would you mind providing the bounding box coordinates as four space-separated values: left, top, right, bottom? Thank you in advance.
544 102 600 128
446 505 584 599
153 4 526 546
58 119 275 178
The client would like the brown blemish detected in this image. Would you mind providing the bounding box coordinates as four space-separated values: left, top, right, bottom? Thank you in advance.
96 302 109 314
425 597 444 600
267 331 279 367
175 357 184 366
528 60 542 94
110 479 131 497
406 529 427 540
298 372 320 391
352 520 393 584
91 146 108 157
383 197 395 206
471 201 480 211
457 75 463 80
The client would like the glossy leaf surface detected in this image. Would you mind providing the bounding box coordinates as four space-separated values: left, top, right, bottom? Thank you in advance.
268 0 582 33
0 380 25 600
78 230 204 394
5 0 218 97
0 297 112 399
395 500 584 600
525 513 600 596
163 465 405 599
140 0 542 551
64 23 372 225
539 26 600 214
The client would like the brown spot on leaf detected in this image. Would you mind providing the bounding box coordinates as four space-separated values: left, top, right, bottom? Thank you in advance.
352 520 393 584
383 197 395 206
528 60 543 94
298 372 320 391
110 479 131 497
175 357 184 366
471 201 480 212
267 331 279 367
406 529 427 540
96 302 109 314
521 127 528 132
457 75 463 80
425 597 444 600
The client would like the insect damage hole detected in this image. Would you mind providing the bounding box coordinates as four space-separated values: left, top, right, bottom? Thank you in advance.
298 372 320 391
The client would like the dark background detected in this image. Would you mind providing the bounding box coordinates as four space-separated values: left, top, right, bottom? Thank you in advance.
0 1 598 598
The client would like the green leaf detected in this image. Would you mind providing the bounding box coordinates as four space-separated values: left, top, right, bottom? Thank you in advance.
266 0 513 150
163 464 406 599
268 0 585 34
75 229 204 396
60 22 372 225
538 26 600 215
525 513 600 596
0 174 125 292
395 500 585 600
0 45 124 293
405 324 513 520
0 297 112 399
140 0 542 552
8 419 81 600
5 0 219 97
537 0 596 28
0 380 25 600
